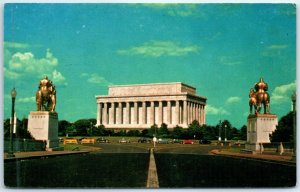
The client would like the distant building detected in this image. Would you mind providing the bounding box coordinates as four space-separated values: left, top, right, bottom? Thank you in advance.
95 82 206 129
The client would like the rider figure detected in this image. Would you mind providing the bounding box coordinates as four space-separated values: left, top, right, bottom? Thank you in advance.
37 76 56 112
39 76 51 91
254 77 268 93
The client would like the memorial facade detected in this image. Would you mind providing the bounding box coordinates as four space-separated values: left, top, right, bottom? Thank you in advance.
96 82 207 129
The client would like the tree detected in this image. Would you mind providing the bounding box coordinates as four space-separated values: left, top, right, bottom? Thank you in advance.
127 130 141 137
66 125 76 137
270 112 294 143
17 118 33 139
141 129 149 137
201 125 216 140
159 123 169 138
239 125 247 140
58 120 72 136
171 126 184 139
147 124 158 137
73 119 91 136
4 119 11 138
187 120 201 139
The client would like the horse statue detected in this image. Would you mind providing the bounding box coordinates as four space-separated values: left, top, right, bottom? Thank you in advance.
36 76 56 112
249 78 270 114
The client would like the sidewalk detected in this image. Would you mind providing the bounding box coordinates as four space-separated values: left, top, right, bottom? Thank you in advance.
211 149 295 165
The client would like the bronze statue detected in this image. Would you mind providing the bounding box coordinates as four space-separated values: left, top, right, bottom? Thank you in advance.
249 78 270 114
36 76 56 112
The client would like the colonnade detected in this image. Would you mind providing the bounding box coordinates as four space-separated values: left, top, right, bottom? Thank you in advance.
96 99 205 128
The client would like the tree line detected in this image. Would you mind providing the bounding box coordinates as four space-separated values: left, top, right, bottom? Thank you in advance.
3 111 295 142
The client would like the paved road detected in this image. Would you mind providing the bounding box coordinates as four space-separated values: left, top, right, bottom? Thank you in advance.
91 143 150 153
88 142 221 155
154 144 221 155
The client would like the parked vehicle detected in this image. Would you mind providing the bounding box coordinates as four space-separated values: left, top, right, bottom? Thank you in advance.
96 137 109 143
182 139 194 144
119 138 130 143
199 139 211 144
171 139 182 144
138 137 151 143
158 138 169 144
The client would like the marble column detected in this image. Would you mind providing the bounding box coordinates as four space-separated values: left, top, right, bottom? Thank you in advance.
197 104 200 123
191 102 195 123
125 102 130 124
166 101 171 125
203 105 206 125
118 102 122 124
142 102 146 124
133 102 138 124
109 102 115 124
158 101 163 125
103 102 107 125
175 100 180 125
183 100 187 125
150 101 155 125
97 103 102 126
200 105 203 125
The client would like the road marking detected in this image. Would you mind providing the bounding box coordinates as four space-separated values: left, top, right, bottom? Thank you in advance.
146 148 159 188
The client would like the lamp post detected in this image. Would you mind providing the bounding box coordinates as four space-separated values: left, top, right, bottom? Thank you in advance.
218 120 221 142
8 88 17 158
224 124 227 143
291 91 296 161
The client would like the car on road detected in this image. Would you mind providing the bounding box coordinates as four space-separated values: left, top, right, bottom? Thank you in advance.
171 139 182 144
199 139 211 144
158 138 169 144
119 137 130 143
182 139 194 144
138 137 151 143
96 137 110 143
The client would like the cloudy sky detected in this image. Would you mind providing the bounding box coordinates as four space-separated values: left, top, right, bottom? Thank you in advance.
3 3 296 128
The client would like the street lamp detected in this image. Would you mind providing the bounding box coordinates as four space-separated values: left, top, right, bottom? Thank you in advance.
8 88 17 158
291 91 296 161
218 120 222 142
224 124 227 143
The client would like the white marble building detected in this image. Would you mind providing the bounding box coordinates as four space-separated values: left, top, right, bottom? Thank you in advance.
95 82 206 129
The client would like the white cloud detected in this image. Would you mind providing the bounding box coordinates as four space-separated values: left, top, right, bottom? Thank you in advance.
4 67 20 79
271 81 296 104
266 44 288 50
52 70 67 85
143 4 199 17
226 96 241 104
4 41 30 49
17 96 35 103
4 48 66 85
262 44 288 57
219 56 242 66
118 41 200 57
206 105 230 115
81 73 112 86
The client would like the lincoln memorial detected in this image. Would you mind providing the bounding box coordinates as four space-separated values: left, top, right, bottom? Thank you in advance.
95 82 207 129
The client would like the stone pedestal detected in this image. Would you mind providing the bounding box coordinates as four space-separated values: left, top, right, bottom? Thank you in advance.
245 114 278 153
28 111 59 151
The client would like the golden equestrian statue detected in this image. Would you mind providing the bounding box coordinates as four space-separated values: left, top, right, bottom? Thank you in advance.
249 78 270 114
36 76 56 112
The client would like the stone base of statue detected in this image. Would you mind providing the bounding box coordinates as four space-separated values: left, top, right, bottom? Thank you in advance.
28 111 61 151
245 114 278 153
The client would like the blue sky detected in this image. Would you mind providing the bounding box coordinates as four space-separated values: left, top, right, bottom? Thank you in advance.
3 3 296 128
